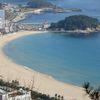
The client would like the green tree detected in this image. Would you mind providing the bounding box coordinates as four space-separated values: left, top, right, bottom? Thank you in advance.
83 82 100 100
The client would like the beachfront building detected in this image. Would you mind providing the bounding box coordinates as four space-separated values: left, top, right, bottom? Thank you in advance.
18 21 50 31
43 21 50 29
0 10 5 35
0 87 32 100
0 10 5 29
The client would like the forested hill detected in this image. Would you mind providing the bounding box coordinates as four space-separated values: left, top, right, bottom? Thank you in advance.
27 0 54 8
49 15 100 31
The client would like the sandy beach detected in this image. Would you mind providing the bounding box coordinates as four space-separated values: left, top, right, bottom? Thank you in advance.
0 31 90 100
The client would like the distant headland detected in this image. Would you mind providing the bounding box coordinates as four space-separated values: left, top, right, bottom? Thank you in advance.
27 0 82 13
48 15 100 35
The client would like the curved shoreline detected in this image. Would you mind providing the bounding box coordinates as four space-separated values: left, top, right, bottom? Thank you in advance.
0 31 90 100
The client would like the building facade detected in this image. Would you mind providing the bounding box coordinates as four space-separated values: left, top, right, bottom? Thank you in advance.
0 88 32 100
0 10 5 29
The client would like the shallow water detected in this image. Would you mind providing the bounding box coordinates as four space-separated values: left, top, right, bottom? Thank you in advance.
4 32 100 86
1 0 100 86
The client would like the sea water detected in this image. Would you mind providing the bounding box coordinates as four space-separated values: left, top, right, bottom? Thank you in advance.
3 32 100 86
1 0 100 86
1 0 100 23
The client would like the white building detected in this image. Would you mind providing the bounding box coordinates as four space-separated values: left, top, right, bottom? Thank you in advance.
0 10 5 29
0 87 32 100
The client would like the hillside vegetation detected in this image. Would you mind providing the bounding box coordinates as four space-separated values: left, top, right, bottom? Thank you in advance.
49 15 100 31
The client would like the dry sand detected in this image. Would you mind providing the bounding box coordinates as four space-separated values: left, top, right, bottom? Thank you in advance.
0 31 90 100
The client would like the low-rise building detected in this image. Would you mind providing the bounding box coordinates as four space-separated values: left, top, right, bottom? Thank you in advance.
0 10 5 29
0 87 32 100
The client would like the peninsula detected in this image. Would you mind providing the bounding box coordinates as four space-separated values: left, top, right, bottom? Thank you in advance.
0 2 82 35
49 15 100 35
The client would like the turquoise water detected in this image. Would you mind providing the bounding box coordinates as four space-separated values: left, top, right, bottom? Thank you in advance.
1 0 100 86
3 32 100 86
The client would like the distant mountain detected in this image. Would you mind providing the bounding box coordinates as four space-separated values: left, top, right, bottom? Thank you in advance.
27 0 54 8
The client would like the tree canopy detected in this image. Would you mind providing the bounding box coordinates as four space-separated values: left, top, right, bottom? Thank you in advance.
49 15 100 31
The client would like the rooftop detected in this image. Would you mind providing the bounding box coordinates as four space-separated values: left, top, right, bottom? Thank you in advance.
0 86 30 98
